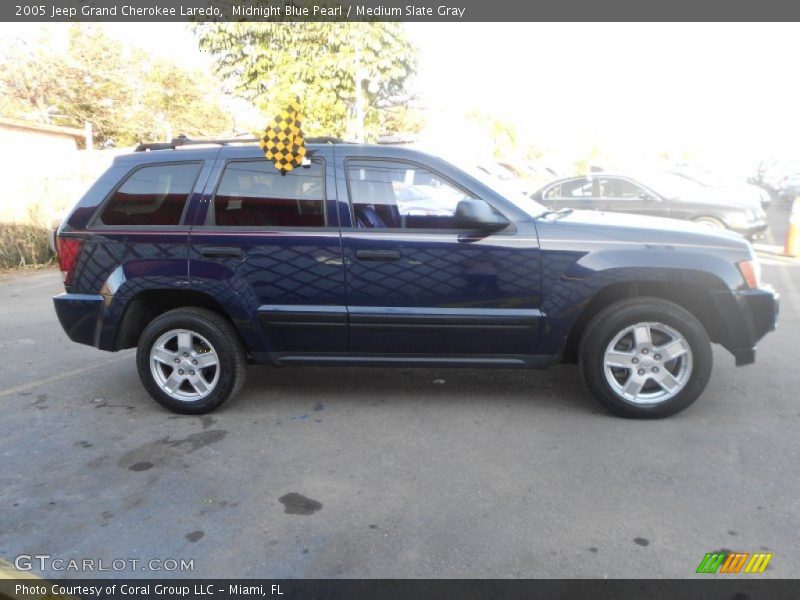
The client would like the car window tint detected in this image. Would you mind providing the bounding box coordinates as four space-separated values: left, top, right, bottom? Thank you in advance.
347 161 474 229
543 184 560 200
545 177 592 199
212 160 325 227
599 178 645 199
99 162 201 226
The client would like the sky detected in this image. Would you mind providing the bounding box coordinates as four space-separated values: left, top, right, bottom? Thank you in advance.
2 22 798 174
405 23 800 172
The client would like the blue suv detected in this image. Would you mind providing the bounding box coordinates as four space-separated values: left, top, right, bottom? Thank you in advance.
54 138 779 418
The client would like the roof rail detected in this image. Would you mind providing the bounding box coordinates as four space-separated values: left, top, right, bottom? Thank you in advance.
133 141 177 152
305 136 346 144
134 134 346 152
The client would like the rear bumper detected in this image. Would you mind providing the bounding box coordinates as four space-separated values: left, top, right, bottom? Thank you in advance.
713 285 779 366
53 293 105 348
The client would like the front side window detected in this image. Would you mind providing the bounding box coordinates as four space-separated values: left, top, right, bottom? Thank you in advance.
211 160 325 227
99 162 201 226
347 161 475 229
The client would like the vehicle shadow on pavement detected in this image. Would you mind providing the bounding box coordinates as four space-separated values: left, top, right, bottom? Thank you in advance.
229 363 599 415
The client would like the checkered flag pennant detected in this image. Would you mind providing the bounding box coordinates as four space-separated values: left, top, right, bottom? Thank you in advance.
259 97 307 174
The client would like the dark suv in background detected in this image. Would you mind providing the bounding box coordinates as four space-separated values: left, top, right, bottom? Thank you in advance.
54 139 778 418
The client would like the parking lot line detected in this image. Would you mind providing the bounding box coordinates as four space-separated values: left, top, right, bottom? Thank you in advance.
0 352 131 399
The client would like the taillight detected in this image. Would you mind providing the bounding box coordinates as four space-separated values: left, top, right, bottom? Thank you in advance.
56 236 83 286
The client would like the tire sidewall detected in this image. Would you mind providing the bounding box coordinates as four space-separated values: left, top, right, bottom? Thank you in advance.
581 301 712 418
136 311 240 414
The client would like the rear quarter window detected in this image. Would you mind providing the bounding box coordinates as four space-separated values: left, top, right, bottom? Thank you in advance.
98 162 202 226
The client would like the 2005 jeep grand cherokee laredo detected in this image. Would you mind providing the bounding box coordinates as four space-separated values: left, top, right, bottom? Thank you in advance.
53 138 779 418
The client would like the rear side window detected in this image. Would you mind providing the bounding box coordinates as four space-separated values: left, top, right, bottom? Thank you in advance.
99 162 201 226
211 159 325 227
598 178 646 199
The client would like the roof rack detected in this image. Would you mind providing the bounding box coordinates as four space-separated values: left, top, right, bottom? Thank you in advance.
134 134 346 152
305 136 345 145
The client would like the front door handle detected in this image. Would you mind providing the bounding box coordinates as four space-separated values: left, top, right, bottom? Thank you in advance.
355 249 401 261
200 246 243 258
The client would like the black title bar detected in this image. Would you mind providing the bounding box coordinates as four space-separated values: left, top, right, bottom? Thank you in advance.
2 579 800 600
5 0 800 22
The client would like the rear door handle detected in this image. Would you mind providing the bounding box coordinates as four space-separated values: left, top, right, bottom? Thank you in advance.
355 249 401 261
200 246 243 258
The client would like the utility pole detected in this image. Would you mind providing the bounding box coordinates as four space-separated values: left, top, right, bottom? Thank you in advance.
84 121 93 151
353 44 367 143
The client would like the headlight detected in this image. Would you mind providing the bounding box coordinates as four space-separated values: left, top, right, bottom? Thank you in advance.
728 212 751 228
737 259 761 289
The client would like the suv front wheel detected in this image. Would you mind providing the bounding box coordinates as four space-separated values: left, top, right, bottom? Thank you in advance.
579 298 713 418
136 308 247 414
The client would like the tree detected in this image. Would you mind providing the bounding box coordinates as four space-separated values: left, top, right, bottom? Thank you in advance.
0 29 70 124
466 110 520 159
380 104 427 136
194 22 417 141
136 60 235 142
0 25 233 147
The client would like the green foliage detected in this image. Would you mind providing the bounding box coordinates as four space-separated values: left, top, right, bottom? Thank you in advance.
573 159 589 177
524 145 544 162
194 22 417 141
380 105 427 136
0 25 233 147
466 110 519 159
0 224 53 269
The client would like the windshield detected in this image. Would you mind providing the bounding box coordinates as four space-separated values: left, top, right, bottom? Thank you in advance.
634 172 702 199
671 169 744 188
462 164 549 218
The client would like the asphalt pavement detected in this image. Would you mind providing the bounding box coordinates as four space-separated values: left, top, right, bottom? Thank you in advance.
1 201 799 579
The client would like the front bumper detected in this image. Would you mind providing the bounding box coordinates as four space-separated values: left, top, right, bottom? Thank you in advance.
730 220 768 240
712 285 779 366
53 292 105 348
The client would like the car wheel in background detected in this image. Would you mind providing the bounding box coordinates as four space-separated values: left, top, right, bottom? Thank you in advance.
579 297 713 418
136 307 247 414
692 216 726 230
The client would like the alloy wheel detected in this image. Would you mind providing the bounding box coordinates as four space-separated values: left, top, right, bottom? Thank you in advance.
149 329 220 402
603 321 693 405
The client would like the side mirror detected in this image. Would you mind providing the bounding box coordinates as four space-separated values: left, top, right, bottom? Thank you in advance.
455 199 509 232
640 192 657 202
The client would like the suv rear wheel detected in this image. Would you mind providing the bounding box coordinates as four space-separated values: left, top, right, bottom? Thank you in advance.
136 307 246 414
579 297 712 418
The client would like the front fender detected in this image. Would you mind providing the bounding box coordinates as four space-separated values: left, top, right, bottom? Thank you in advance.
538 244 743 355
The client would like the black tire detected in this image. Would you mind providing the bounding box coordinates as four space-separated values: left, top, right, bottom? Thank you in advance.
136 307 247 415
579 297 712 418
